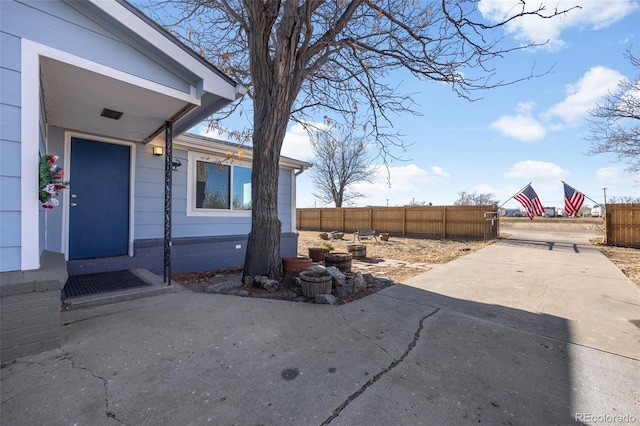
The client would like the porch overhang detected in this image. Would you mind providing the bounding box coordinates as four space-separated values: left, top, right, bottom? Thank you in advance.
38 0 245 144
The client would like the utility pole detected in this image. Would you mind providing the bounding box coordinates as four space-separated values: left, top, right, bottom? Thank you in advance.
602 188 607 205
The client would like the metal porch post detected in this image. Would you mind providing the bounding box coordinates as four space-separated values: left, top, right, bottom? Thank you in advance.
163 121 173 285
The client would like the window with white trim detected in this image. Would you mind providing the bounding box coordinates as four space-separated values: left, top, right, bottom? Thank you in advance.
187 152 252 216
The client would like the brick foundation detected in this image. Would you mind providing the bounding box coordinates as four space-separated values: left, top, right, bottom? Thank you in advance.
1 251 67 362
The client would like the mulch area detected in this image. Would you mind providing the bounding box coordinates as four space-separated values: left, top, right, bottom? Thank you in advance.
172 266 393 305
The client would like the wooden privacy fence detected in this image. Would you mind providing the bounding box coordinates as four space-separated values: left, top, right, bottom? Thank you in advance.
605 203 640 248
296 205 499 240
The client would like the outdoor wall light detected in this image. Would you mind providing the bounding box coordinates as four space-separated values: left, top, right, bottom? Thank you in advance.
153 146 163 156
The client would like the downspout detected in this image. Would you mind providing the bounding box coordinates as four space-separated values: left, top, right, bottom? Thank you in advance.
292 166 308 233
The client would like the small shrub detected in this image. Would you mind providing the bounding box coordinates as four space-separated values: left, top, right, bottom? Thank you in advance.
321 241 335 252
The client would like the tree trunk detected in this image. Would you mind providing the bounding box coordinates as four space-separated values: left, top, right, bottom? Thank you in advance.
243 58 300 279
243 2 305 279
243 124 284 279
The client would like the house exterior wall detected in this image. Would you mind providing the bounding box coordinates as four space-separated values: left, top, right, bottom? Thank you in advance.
1 0 303 277
1 0 195 93
0 30 22 272
53 131 301 276
0 0 207 273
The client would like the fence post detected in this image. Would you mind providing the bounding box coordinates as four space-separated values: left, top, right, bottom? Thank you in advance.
604 204 609 244
341 208 345 232
402 207 406 236
442 206 447 238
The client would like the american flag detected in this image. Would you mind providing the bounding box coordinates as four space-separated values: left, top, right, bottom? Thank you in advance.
563 182 585 217
514 184 544 220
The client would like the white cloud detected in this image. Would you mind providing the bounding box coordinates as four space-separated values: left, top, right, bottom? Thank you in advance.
492 66 627 141
348 164 450 206
429 166 450 179
490 103 546 141
504 160 568 180
281 122 323 161
596 166 626 183
479 0 639 51
546 66 625 125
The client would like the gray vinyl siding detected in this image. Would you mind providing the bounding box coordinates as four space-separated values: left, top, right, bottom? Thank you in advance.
278 169 293 232
1 0 195 93
133 145 295 240
0 29 22 271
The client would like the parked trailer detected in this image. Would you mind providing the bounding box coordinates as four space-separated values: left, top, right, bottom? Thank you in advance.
543 207 557 217
591 206 604 217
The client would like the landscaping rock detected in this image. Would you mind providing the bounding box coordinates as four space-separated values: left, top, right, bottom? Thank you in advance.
265 280 279 291
309 264 328 274
251 275 279 291
375 277 393 285
353 272 367 292
252 292 282 299
332 284 353 298
315 293 336 305
227 289 250 297
326 266 346 286
205 281 243 294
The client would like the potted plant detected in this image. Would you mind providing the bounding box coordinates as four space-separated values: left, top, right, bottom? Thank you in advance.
298 268 332 298
347 244 366 259
282 256 313 277
324 252 352 273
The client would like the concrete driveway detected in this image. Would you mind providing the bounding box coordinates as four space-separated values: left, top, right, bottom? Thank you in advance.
2 228 639 425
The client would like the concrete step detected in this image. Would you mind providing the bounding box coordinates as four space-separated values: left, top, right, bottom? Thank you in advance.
60 268 188 311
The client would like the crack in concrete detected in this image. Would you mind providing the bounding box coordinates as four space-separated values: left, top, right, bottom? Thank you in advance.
320 309 440 425
61 351 129 425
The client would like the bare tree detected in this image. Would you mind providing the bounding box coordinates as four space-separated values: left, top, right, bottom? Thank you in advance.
588 49 640 174
608 196 640 203
309 126 375 207
407 199 432 206
139 0 575 279
454 190 499 206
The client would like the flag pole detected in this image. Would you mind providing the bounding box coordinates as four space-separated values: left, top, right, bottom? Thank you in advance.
498 182 532 210
561 181 603 207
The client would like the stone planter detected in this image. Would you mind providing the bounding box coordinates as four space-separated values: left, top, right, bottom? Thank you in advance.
298 270 332 298
324 252 352 273
282 256 312 277
308 247 329 262
347 244 366 259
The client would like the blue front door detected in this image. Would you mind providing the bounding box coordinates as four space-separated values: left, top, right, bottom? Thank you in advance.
69 138 131 260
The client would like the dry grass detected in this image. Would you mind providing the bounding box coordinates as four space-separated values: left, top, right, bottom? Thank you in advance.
297 217 640 288
296 231 493 284
590 241 640 288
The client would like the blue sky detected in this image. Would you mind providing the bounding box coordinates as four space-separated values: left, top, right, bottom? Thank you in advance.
189 1 640 211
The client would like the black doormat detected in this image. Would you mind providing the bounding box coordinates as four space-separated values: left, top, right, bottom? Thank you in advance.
62 270 151 299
